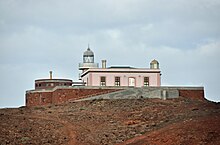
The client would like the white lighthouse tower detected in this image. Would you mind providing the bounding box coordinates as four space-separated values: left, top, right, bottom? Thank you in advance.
79 46 99 79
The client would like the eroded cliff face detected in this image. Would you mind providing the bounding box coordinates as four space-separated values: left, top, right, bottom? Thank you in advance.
0 97 219 145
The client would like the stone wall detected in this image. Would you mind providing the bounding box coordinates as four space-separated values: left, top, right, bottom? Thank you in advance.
26 86 205 107
77 87 180 101
26 92 52 106
26 87 120 107
52 88 120 104
179 89 205 100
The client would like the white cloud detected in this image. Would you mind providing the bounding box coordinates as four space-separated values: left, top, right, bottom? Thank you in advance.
197 40 220 56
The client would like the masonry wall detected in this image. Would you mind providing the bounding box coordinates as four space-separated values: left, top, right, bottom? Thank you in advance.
26 86 205 107
26 88 120 107
179 89 205 100
52 88 120 104
26 92 52 106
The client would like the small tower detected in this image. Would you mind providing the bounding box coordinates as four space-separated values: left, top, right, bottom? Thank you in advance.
150 59 159 69
79 46 99 72
83 47 94 63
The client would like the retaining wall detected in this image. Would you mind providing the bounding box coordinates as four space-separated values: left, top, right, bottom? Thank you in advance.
179 89 205 100
26 86 120 107
77 87 180 101
26 86 205 107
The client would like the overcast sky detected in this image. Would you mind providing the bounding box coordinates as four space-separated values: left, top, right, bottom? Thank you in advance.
0 0 220 108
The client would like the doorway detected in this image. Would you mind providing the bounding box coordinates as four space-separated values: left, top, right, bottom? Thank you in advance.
129 77 135 87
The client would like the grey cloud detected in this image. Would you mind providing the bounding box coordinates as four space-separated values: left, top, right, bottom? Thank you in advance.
0 0 220 107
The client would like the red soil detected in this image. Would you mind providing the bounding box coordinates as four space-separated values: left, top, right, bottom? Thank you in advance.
120 115 220 145
0 97 219 145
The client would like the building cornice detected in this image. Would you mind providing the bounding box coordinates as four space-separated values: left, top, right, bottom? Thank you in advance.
81 68 161 77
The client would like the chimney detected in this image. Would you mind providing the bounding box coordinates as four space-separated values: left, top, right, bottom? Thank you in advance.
49 71 53 79
102 60 107 68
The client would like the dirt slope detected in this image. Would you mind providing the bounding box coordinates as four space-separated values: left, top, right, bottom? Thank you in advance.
0 97 219 145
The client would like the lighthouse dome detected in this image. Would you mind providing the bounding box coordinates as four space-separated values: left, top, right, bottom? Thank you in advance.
83 48 94 57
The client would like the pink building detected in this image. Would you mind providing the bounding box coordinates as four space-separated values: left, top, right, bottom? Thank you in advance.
79 47 161 87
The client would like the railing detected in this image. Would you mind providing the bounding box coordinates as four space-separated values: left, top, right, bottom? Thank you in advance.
79 63 99 68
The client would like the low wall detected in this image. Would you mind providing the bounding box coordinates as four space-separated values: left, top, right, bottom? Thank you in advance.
26 92 52 106
25 86 205 107
179 89 205 100
52 88 120 104
72 87 204 101
26 87 121 107
77 87 180 101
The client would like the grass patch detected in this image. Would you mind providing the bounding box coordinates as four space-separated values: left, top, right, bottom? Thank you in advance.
20 136 30 143
34 106 46 111
79 107 86 110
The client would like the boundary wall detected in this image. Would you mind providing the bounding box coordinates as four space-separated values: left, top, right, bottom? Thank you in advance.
26 86 204 107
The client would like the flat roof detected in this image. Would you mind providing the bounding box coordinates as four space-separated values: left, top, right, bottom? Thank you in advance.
35 79 73 83
108 66 135 69
81 68 161 77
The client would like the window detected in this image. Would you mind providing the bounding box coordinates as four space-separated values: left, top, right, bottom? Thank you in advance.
144 77 149 86
100 76 106 86
115 77 120 86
